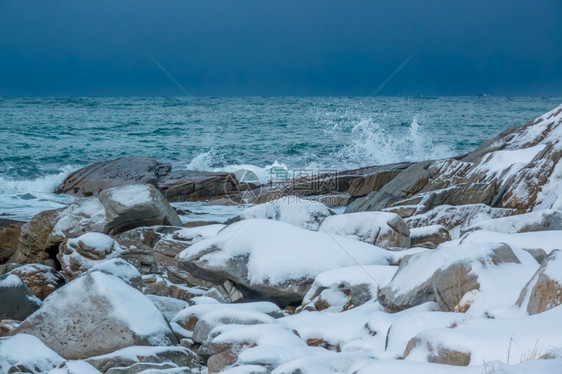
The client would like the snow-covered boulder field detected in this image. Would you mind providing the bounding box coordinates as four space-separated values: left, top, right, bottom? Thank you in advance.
1 104 562 373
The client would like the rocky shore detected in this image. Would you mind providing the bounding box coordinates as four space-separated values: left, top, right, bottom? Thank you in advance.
1 104 562 373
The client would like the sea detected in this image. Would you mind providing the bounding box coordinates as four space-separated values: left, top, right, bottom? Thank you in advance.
1 96 561 222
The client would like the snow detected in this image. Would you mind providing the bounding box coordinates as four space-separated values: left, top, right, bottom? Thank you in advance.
179 219 395 286
410 224 445 238
104 184 152 207
236 196 332 230
0 334 64 373
172 224 226 242
172 301 282 327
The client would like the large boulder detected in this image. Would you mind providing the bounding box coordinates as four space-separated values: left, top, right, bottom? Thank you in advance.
378 242 523 313
99 184 182 235
0 334 65 374
0 274 42 320
178 219 394 306
318 212 410 248
13 272 176 359
347 162 412 198
9 263 65 300
517 249 562 315
226 196 333 231
54 157 171 197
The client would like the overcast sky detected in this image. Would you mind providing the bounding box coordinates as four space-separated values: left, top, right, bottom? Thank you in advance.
1 0 561 96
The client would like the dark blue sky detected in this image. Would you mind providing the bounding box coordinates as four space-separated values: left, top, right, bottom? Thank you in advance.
1 0 561 96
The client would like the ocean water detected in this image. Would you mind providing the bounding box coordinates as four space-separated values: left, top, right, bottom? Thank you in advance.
1 96 561 220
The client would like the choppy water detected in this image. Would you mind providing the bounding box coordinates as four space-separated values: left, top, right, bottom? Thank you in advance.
1 96 561 220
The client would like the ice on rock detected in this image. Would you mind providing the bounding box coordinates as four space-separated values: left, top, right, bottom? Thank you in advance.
228 196 333 230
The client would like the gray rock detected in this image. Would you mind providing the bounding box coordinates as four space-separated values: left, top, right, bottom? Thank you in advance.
147 295 189 321
13 272 176 359
100 184 182 235
0 274 42 320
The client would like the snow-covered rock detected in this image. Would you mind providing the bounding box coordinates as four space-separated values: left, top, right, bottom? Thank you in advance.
48 197 107 243
318 212 410 248
461 209 562 235
99 184 182 235
47 360 101 374
8 263 65 300
0 334 65 374
84 345 199 373
517 249 562 315
0 274 42 320
193 308 276 345
171 302 283 331
227 196 333 231
377 242 532 313
403 304 562 366
301 265 397 312
58 232 122 281
410 225 451 249
178 219 395 305
13 272 176 359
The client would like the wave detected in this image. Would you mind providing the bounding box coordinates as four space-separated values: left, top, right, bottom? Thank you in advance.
328 115 455 168
0 166 75 195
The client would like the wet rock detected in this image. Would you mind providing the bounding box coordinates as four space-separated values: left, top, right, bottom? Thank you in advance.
55 157 171 197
